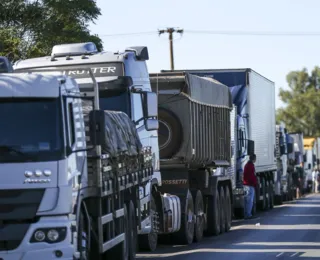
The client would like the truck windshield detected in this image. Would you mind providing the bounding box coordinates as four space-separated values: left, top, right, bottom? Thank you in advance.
0 98 63 163
99 88 131 117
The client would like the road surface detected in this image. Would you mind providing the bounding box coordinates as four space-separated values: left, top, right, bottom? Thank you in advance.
137 194 320 259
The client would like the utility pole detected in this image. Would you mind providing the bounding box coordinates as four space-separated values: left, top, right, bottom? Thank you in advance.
158 27 184 70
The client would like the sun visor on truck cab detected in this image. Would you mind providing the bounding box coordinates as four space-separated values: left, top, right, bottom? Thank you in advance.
185 73 232 108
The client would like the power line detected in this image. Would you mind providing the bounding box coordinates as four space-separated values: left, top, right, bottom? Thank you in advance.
99 31 155 37
99 30 320 37
186 30 320 36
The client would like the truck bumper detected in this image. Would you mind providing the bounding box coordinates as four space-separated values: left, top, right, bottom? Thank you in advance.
0 216 74 260
1 245 74 260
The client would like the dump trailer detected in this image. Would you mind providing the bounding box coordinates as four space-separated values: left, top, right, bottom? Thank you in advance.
159 69 276 217
274 123 294 204
0 70 154 260
149 72 234 245
14 42 170 252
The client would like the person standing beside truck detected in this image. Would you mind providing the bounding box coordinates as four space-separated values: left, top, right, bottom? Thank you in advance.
243 154 258 219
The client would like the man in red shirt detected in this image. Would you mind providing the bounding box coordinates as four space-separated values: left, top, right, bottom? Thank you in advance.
243 154 258 219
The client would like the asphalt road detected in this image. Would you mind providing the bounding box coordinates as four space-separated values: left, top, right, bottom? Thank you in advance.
137 193 320 260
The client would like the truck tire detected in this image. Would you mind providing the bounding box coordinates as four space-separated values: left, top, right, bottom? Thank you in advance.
265 180 270 211
129 201 137 260
204 191 220 236
172 190 194 245
252 190 257 216
158 108 183 159
193 190 204 242
268 181 274 209
110 203 129 260
224 187 232 232
138 193 158 252
219 186 226 234
259 178 267 210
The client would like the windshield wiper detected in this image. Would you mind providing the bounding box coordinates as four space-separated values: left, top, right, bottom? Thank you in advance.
0 145 27 156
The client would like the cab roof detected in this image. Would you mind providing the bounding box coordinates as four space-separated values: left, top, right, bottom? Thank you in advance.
0 73 78 98
14 42 149 70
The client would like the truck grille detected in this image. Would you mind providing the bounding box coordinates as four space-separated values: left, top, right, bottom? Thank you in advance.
0 189 44 251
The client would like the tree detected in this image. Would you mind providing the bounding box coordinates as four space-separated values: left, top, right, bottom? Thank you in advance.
276 66 320 137
0 0 103 61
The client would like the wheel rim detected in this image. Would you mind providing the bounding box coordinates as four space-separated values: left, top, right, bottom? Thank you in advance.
195 196 204 239
187 208 194 235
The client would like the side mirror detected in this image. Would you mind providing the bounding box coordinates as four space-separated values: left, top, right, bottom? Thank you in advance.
145 118 159 131
308 163 311 170
143 92 158 118
89 109 106 146
247 140 255 156
303 154 307 162
287 143 293 154
280 145 286 156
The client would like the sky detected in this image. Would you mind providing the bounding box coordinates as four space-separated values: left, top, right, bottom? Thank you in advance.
89 0 320 109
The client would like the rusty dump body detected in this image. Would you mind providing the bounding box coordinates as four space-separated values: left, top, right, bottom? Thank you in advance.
150 72 232 169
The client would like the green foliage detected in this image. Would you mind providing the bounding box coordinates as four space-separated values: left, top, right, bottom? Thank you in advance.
277 66 320 136
0 0 103 61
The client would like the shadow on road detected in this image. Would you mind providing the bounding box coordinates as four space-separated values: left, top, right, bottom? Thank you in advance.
137 194 320 259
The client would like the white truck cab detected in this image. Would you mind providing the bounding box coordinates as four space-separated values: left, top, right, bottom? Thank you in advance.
0 73 85 259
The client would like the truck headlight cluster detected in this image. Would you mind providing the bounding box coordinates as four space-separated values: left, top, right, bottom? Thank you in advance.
30 227 67 244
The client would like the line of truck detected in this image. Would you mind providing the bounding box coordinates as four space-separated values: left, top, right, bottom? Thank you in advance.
0 42 315 260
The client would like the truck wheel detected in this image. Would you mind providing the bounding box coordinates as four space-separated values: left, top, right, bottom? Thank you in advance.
251 190 257 216
269 181 274 209
193 190 204 242
158 108 183 159
259 178 267 210
138 193 158 252
264 180 270 211
224 186 232 232
205 191 220 236
128 201 137 260
172 190 194 245
219 186 226 234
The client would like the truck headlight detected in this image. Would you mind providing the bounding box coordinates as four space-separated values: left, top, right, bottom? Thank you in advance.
34 230 46 242
47 229 60 242
30 227 66 244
